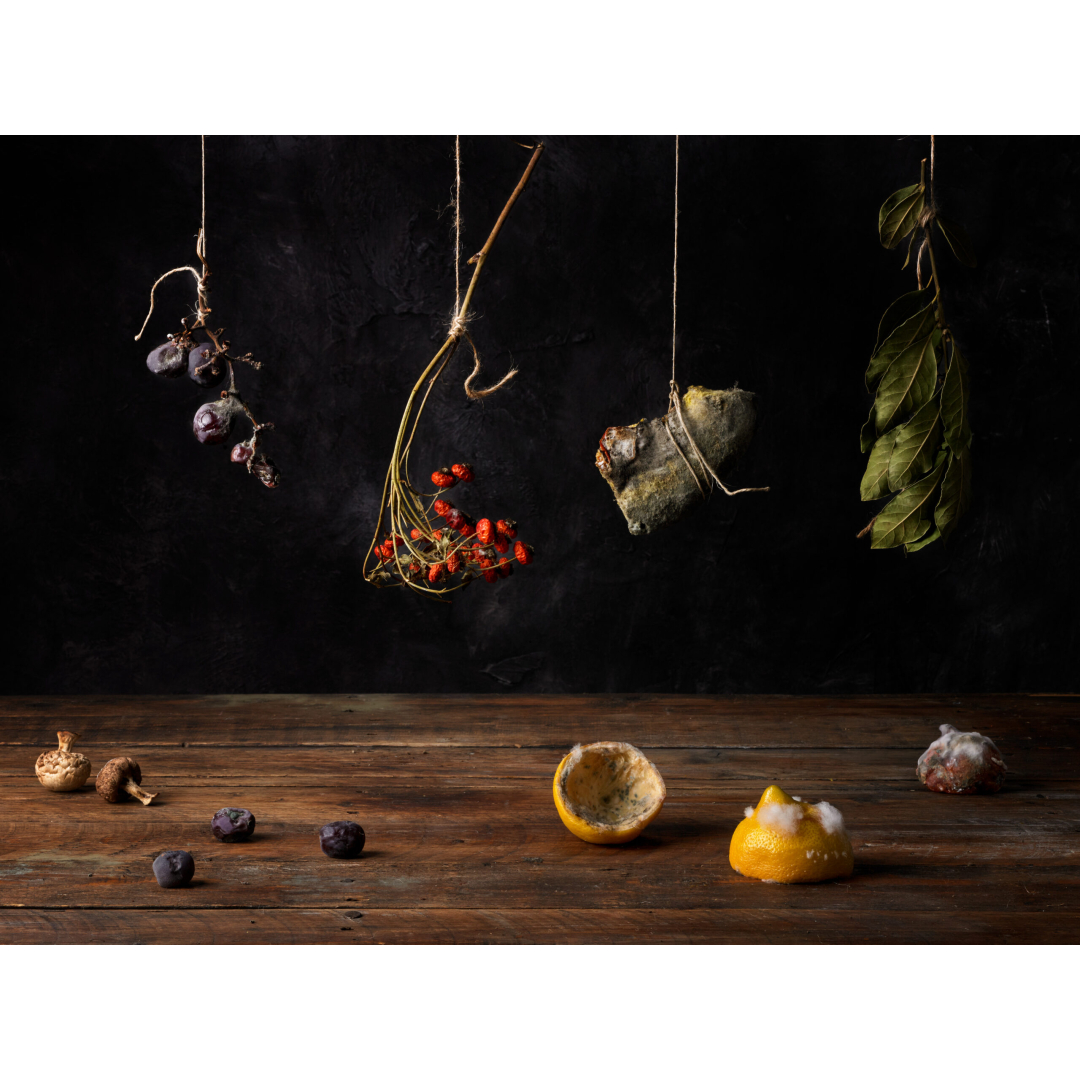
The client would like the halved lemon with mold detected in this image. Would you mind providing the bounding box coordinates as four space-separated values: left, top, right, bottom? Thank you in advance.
553 742 666 844
729 784 854 882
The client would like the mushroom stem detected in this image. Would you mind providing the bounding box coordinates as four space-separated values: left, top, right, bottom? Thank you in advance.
123 778 158 806
56 730 81 753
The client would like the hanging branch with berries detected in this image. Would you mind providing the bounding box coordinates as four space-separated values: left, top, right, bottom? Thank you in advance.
858 137 975 551
365 139 543 599
134 136 279 489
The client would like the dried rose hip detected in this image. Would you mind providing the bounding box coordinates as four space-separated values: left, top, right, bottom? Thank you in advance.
319 820 365 859
450 463 474 482
476 518 494 545
211 807 257 842
514 541 534 566
431 468 458 489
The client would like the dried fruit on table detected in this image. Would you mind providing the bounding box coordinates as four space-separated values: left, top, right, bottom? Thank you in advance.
553 742 666 845
153 849 195 888
916 723 1006 794
211 807 257 841
95 757 158 806
319 820 366 859
596 385 759 535
35 730 92 792
729 784 854 883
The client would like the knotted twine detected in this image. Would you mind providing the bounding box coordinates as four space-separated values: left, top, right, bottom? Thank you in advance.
662 135 768 497
449 135 517 400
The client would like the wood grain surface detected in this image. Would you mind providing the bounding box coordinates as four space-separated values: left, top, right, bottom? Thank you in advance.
2 695 1077 944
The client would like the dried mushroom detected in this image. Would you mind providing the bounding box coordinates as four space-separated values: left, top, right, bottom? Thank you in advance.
35 731 92 792
596 384 762 535
96 756 158 805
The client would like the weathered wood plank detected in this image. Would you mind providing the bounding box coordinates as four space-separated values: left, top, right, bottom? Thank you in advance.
1 906 1077 945
4 745 1078 781
2 695 1077 747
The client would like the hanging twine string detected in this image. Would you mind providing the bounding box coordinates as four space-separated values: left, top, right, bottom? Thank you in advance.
449 135 517 400
450 135 465 340
662 135 768 498
134 135 210 341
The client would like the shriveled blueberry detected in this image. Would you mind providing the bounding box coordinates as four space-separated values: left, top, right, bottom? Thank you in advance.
188 341 225 388
147 341 189 378
153 849 195 888
319 820 365 859
211 806 257 842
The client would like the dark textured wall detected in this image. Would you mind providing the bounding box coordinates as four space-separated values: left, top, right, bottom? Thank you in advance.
2 136 1077 693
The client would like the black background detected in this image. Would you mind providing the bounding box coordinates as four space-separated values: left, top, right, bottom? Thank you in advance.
2 136 1076 693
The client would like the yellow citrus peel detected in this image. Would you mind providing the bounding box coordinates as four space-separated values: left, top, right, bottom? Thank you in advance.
553 742 666 844
729 784 854 883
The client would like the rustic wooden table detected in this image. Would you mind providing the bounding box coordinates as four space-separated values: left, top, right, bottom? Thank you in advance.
1 695 1077 944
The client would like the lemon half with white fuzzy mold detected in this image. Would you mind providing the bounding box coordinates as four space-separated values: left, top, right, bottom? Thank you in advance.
729 784 854 882
553 742 666 844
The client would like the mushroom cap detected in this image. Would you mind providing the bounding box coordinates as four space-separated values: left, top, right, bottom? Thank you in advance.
35 739 93 792
95 756 143 802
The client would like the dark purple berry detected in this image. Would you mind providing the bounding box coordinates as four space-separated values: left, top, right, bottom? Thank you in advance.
188 341 225 388
319 820 365 859
211 807 257 842
153 849 195 888
147 341 188 378
251 455 281 488
231 442 254 464
193 400 235 444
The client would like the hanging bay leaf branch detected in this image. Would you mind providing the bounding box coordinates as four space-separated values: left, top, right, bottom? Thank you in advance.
858 148 976 553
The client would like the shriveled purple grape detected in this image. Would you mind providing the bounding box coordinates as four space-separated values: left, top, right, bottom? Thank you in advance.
193 400 235 444
188 341 225 388
211 806 256 842
231 442 254 465
319 820 365 859
147 341 188 378
153 849 195 888
251 454 281 488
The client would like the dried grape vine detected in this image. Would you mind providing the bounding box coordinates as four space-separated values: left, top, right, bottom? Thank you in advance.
134 138 278 488
364 141 544 600
858 148 975 551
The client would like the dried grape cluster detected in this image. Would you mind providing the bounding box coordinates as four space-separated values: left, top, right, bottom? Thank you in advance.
369 462 535 596
137 232 279 488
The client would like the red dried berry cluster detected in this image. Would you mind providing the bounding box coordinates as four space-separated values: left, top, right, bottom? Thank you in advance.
370 463 535 593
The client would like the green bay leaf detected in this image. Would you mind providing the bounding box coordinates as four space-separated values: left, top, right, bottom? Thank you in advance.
860 429 898 501
860 405 877 454
905 525 941 553
874 329 939 434
879 184 925 249
940 338 972 451
935 215 977 267
870 450 948 550
866 299 937 393
873 289 934 356
935 445 973 542
888 396 942 490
